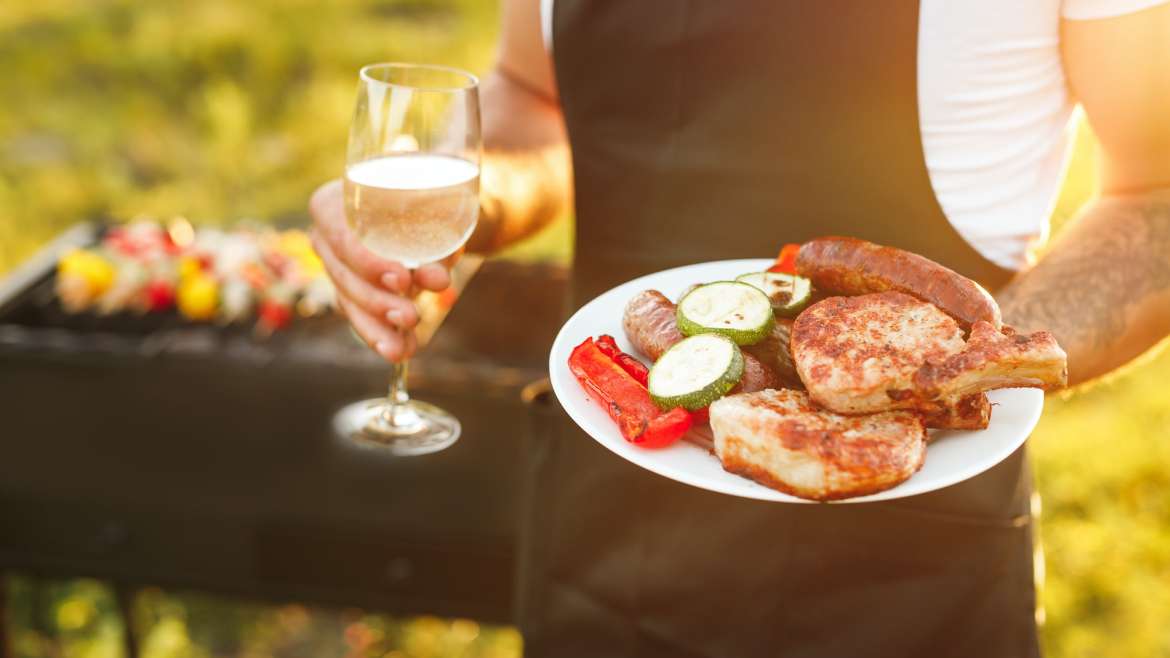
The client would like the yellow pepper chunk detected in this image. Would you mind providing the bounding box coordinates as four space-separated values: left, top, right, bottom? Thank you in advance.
178 255 204 283
58 249 116 296
177 273 219 320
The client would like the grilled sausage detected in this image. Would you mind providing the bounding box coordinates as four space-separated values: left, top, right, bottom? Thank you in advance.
622 289 778 393
733 349 780 394
796 236 1002 330
742 317 803 389
622 290 685 361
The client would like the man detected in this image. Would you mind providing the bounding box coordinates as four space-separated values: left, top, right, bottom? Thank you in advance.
310 1 1170 655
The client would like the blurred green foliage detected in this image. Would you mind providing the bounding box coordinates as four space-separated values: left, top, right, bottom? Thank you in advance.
1036 119 1170 658
1 2 1168 658
0 0 508 270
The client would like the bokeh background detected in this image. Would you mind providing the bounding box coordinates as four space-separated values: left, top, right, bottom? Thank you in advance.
1 1 1168 657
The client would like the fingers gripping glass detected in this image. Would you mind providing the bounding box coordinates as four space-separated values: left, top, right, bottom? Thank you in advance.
332 63 481 455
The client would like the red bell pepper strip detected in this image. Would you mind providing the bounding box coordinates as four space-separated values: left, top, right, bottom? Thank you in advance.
595 334 707 426
595 334 651 387
569 338 661 441
615 353 650 388
640 407 694 448
768 243 802 274
568 338 691 447
593 333 622 359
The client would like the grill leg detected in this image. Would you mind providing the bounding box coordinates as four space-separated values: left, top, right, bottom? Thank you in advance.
114 583 139 658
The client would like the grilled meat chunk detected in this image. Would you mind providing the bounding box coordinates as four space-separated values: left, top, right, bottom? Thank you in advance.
914 321 1067 398
792 292 1067 415
920 393 992 432
710 389 927 501
792 292 965 414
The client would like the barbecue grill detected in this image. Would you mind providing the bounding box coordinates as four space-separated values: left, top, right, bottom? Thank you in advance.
0 223 568 630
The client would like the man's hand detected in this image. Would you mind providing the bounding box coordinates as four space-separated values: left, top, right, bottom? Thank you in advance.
309 0 569 364
309 179 453 362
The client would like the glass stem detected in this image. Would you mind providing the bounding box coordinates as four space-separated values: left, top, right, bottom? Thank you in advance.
384 359 411 426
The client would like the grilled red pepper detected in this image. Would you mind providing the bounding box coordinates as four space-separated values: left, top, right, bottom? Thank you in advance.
594 334 621 359
144 279 176 311
258 299 292 332
568 338 691 447
640 407 694 448
594 334 708 426
768 243 802 274
595 334 651 387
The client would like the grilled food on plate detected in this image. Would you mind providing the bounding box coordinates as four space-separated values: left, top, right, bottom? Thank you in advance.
568 237 1069 502
622 290 685 361
710 389 927 501
792 291 1066 415
793 291 965 414
623 289 782 393
742 317 803 390
914 321 1069 400
919 393 992 432
796 236 1001 330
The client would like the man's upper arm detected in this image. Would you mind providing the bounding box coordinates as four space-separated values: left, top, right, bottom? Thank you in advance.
497 0 558 103
1062 3 1170 194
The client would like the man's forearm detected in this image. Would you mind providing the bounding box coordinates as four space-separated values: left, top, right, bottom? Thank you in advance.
998 190 1170 386
465 70 573 255
468 142 572 254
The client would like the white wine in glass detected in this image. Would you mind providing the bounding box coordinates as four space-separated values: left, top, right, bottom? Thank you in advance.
345 154 479 267
332 62 481 456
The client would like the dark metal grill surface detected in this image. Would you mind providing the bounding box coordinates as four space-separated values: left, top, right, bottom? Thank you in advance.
0 224 569 623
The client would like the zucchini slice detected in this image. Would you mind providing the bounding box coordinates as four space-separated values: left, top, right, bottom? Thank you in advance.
735 271 813 318
677 281 774 345
648 334 744 410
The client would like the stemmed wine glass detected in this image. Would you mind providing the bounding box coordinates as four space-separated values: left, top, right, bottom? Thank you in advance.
332 63 481 455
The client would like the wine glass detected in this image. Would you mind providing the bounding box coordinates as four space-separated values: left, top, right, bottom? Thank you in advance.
332 62 481 455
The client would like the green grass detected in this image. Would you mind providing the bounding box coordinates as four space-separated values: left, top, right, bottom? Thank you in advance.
2 3 1169 658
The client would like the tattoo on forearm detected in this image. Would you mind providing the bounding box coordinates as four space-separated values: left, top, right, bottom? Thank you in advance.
998 198 1170 355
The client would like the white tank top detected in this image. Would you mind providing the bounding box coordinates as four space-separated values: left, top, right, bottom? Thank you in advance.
542 0 1168 270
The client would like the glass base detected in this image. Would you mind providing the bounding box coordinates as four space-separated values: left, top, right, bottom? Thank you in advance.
333 398 460 456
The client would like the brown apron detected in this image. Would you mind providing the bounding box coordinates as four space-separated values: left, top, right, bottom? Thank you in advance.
520 2 1040 656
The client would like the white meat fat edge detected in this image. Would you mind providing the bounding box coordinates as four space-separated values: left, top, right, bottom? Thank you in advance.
681 283 770 330
651 335 737 397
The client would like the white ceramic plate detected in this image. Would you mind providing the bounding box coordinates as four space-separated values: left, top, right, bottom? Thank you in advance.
548 259 1044 503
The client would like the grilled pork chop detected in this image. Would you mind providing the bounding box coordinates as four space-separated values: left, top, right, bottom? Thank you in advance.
915 321 1067 399
710 389 927 501
793 292 964 414
792 291 1067 415
920 393 992 432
